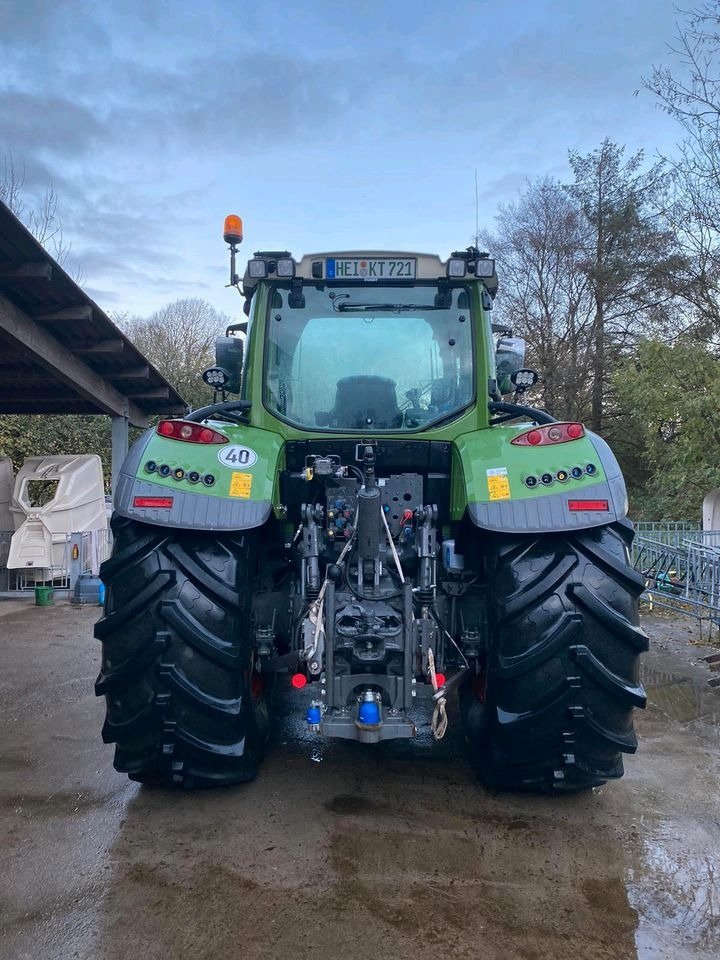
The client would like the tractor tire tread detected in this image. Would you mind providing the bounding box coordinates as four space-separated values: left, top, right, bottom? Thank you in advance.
94 518 266 787
463 521 646 792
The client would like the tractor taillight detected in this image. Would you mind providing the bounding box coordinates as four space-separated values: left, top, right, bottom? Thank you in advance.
156 420 229 444
511 422 586 446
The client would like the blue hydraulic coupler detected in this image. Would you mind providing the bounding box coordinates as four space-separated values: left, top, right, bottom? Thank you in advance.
358 699 381 726
306 703 322 731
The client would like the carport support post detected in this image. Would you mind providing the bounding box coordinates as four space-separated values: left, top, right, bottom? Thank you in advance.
111 414 129 499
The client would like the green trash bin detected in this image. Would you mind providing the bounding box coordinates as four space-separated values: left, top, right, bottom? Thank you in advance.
35 585 54 606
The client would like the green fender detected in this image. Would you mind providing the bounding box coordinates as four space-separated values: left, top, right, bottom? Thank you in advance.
113 422 284 531
452 426 628 533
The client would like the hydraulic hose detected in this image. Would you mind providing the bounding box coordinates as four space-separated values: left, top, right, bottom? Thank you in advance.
185 400 251 423
488 401 556 425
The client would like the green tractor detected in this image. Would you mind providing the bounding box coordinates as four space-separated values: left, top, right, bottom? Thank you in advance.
94 216 648 791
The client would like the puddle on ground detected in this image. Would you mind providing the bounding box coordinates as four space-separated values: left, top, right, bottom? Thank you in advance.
628 820 720 956
641 659 720 742
630 642 720 956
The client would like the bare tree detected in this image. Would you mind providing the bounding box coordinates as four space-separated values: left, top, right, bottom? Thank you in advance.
567 139 684 432
480 179 595 421
0 153 73 267
482 145 683 439
646 2 720 331
119 298 232 408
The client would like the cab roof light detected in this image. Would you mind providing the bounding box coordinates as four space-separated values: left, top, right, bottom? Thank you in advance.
475 257 495 278
568 499 609 512
156 421 229 444
447 257 467 278
511 422 585 446
248 258 268 278
276 258 295 277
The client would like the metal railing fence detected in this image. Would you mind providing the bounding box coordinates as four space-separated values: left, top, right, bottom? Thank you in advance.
633 521 701 544
631 524 720 624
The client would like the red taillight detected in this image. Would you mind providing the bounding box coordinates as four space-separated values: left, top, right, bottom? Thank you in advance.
133 496 173 508
568 499 609 512
291 673 307 689
434 672 446 688
156 420 229 444
511 422 586 446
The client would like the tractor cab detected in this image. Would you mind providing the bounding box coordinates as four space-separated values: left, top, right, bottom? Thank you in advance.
208 228 508 434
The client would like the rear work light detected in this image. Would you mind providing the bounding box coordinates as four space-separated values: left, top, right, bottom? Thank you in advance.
447 257 467 278
156 421 229 444
511 422 585 446
133 496 173 508
568 499 609 511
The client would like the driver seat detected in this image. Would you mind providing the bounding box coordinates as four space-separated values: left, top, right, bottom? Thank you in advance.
329 376 402 429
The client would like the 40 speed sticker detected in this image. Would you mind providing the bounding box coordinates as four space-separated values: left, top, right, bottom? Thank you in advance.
217 444 258 468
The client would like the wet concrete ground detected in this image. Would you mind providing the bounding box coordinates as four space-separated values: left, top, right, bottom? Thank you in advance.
0 601 718 960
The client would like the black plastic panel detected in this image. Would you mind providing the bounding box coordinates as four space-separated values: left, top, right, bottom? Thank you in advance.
282 439 451 522
284 439 452 473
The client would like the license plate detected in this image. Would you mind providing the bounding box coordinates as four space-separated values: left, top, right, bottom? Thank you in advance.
325 257 416 280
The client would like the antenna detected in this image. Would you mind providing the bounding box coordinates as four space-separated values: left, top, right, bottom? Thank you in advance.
474 168 479 245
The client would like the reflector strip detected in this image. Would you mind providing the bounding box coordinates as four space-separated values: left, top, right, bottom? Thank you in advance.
568 499 609 511
133 496 173 508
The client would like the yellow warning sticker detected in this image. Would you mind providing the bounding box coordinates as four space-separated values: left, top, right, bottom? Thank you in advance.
229 472 253 498
487 467 511 501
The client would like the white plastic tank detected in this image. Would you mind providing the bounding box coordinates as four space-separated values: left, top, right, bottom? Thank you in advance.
702 489 720 548
441 539 465 572
0 458 13 532
703 489 720 531
7 455 107 579
0 457 14 573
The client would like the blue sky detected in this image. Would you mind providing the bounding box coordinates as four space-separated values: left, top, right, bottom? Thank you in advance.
0 0 684 319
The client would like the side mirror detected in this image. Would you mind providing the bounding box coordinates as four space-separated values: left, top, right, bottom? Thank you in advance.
214 336 244 394
495 336 527 395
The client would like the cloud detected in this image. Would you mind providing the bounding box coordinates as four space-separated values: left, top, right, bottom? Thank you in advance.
0 91 104 157
0 0 685 319
0 0 108 47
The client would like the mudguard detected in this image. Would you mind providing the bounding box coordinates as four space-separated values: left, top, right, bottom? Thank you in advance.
113 423 284 531
453 426 628 533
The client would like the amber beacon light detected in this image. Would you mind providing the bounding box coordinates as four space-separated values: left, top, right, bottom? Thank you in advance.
223 214 243 245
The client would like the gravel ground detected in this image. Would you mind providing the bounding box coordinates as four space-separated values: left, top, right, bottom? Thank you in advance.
0 600 718 960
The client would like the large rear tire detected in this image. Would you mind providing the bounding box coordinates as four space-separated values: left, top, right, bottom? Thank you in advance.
461 519 648 792
94 515 268 787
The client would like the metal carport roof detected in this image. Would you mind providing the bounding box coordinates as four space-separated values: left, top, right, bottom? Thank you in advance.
0 198 186 428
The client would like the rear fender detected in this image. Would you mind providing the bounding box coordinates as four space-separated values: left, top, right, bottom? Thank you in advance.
453 426 628 533
113 424 283 531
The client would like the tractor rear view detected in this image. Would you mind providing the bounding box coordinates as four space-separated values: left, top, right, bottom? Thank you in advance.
94 218 647 790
